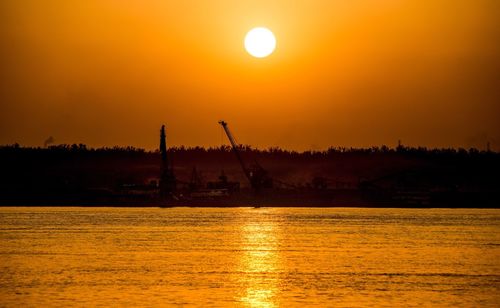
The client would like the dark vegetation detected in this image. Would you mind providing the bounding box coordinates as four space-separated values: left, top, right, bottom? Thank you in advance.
0 143 498 206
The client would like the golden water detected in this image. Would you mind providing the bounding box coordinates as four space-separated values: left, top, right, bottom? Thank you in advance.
1 207 499 307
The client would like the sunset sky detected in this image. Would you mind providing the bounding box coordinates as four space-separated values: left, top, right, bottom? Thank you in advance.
1 0 499 151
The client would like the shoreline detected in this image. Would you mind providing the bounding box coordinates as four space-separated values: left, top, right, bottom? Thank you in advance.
1 203 498 209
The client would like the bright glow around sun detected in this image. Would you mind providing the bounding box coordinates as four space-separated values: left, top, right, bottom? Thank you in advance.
244 27 276 58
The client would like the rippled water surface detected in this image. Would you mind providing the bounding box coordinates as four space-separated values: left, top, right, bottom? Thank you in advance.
1 207 499 307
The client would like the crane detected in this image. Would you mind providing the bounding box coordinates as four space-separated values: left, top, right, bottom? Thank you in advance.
159 125 176 199
219 120 272 192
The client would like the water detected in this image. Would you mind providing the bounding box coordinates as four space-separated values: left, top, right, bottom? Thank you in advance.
0 207 499 307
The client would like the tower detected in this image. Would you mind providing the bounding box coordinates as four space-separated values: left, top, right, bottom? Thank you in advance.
159 125 176 199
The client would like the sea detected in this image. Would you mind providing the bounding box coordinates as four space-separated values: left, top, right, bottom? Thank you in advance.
0 207 499 307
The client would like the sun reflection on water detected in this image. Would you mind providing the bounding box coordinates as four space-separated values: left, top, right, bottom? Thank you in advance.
237 211 282 307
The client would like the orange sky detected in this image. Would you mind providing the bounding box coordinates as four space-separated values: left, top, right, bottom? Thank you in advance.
1 0 499 151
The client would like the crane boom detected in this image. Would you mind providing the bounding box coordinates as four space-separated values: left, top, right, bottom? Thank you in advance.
218 120 251 183
218 120 273 192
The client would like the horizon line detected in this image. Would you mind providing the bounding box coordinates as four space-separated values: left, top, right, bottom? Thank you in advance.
1 143 497 154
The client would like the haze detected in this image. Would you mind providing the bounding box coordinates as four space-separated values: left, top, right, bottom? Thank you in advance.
1 0 499 151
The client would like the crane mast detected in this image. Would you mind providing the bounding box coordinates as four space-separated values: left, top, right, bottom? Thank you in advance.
160 125 168 170
159 125 176 199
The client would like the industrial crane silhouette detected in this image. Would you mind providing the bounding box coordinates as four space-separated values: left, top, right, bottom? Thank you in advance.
219 120 272 192
159 125 176 199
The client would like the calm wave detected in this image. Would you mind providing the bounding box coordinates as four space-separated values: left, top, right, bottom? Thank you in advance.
1 207 499 306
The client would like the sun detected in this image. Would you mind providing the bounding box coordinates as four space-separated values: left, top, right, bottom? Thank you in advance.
244 27 276 58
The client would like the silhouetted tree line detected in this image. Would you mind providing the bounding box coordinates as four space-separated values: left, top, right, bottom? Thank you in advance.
0 143 498 161
0 143 498 206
